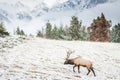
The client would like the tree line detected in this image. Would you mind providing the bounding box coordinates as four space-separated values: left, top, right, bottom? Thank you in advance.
0 13 120 42
43 17 88 40
0 22 26 37
42 13 120 42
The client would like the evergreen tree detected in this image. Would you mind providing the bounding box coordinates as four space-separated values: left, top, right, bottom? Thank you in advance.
21 30 25 35
80 26 89 40
16 27 21 35
0 22 9 37
45 21 52 38
16 27 25 36
36 30 44 37
51 25 59 39
0 22 5 32
57 24 66 39
63 25 71 40
69 16 82 40
87 13 111 42
111 23 120 42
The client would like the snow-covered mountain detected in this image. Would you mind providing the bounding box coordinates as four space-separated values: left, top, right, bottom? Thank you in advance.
0 1 31 22
0 0 115 22
31 3 49 17
0 1 50 22
51 0 109 11
0 0 119 34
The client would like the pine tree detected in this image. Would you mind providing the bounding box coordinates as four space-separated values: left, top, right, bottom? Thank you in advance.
57 24 66 39
21 30 25 35
81 26 89 40
16 27 25 36
45 21 52 38
87 13 111 42
51 25 59 39
0 22 9 37
36 30 43 37
16 27 21 35
111 23 120 42
0 22 5 32
69 16 82 40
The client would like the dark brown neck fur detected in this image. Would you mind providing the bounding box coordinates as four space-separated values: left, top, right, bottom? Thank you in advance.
68 59 74 65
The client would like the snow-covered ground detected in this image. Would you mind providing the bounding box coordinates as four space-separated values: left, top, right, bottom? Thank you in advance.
0 37 120 80
0 36 29 53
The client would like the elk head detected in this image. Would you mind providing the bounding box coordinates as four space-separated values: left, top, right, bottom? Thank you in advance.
64 49 75 65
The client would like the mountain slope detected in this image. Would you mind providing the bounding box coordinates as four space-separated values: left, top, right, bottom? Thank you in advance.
31 3 49 17
0 1 32 22
0 0 114 22
0 1 48 22
41 0 120 26
50 0 109 11
0 38 120 80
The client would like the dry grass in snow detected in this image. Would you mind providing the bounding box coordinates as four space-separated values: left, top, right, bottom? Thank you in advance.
0 38 120 80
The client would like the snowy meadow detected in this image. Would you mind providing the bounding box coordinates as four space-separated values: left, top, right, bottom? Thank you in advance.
0 37 120 80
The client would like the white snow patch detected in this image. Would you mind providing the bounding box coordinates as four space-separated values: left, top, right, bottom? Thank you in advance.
0 38 120 80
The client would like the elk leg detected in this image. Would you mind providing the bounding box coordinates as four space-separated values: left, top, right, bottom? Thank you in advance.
73 65 77 72
87 69 90 75
78 66 80 73
91 68 96 77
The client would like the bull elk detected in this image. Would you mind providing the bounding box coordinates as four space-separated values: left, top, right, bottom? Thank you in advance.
64 49 96 76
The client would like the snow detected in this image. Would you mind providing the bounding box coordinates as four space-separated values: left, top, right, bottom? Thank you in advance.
0 37 120 80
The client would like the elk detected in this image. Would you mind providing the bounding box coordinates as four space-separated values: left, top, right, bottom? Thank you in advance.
64 49 96 76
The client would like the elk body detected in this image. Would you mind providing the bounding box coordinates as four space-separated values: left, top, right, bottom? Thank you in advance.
64 49 96 76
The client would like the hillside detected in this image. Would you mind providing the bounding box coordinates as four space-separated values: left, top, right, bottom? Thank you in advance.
0 38 120 80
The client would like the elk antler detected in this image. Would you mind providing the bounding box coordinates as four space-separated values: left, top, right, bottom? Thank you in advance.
66 49 75 60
